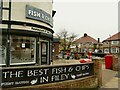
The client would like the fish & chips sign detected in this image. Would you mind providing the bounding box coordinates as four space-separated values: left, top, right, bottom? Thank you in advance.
26 5 53 26
0 63 94 88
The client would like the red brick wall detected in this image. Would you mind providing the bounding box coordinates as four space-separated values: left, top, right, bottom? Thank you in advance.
112 55 118 71
53 43 59 56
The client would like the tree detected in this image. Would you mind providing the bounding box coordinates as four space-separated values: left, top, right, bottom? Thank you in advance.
55 29 77 53
66 33 78 50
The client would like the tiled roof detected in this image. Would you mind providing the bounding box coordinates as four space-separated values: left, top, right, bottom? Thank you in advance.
74 33 98 44
103 32 120 42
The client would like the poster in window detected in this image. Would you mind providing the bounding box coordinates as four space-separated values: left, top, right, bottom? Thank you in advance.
21 43 25 48
42 43 46 55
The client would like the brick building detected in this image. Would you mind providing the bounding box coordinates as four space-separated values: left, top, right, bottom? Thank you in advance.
53 38 60 58
73 33 101 53
0 0 55 66
102 32 120 54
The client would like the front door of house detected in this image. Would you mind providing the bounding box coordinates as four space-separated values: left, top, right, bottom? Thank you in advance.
40 42 48 65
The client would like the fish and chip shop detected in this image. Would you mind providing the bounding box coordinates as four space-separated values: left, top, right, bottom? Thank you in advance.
1 1 54 67
0 1 95 89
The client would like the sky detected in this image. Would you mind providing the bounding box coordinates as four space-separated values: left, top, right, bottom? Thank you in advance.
53 0 119 42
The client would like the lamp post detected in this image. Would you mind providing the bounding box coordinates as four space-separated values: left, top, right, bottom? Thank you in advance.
109 35 111 54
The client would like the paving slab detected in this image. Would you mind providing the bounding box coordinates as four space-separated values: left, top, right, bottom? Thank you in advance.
100 63 119 89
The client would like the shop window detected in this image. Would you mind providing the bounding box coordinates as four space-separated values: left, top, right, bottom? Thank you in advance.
0 35 7 65
10 35 36 65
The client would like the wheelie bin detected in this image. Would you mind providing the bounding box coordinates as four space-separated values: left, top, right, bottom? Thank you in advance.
104 54 113 69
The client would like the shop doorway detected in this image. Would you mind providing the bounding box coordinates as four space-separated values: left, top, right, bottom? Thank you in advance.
40 41 49 65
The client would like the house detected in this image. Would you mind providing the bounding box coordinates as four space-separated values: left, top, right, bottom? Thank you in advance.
102 32 120 54
73 33 101 53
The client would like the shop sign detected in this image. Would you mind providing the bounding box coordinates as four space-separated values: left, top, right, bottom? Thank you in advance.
0 63 94 88
31 27 52 35
26 5 53 27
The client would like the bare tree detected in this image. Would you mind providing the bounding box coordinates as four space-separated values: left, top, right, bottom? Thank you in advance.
66 33 77 50
55 29 77 53
56 29 68 52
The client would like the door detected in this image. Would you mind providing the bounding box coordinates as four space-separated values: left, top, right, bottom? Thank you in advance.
41 42 48 65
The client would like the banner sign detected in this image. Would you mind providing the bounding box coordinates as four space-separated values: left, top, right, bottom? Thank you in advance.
0 63 94 88
26 5 53 27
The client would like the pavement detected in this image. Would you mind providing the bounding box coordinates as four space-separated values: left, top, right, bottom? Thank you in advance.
100 63 119 89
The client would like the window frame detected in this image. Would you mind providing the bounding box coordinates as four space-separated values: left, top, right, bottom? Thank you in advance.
10 35 37 65
111 41 119 45
104 48 109 53
0 34 7 66
111 47 119 53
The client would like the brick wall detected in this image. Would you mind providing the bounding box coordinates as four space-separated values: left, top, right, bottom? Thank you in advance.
112 55 118 71
53 43 60 59
3 76 98 90
93 58 102 87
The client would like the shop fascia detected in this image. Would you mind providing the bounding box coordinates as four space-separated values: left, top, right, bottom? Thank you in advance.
31 27 52 35
26 5 53 26
28 10 50 21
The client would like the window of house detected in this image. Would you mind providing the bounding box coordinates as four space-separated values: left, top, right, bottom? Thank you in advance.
104 42 108 45
88 49 92 52
104 48 109 53
111 41 119 45
10 35 36 65
0 35 7 65
81 48 87 53
111 47 119 53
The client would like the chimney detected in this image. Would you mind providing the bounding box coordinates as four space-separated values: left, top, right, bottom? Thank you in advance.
98 38 100 43
84 33 87 37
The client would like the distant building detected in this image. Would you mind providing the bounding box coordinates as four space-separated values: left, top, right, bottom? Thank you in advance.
73 33 101 53
102 32 120 54
53 38 60 58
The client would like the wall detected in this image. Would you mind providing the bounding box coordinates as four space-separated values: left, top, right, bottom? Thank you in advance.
3 76 98 90
93 58 102 87
112 55 118 71
1 59 102 90
2 1 53 29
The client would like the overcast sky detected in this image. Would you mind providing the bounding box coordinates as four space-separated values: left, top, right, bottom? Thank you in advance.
53 0 119 41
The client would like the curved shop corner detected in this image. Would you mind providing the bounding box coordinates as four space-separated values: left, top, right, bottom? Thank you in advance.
0 1 101 89
1 1 54 66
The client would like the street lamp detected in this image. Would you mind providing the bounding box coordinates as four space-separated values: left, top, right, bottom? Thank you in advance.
109 35 111 54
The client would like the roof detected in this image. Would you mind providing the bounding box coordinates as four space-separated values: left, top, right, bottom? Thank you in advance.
103 32 120 42
74 33 98 44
